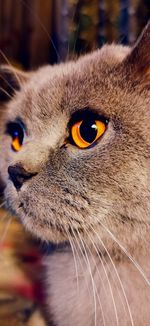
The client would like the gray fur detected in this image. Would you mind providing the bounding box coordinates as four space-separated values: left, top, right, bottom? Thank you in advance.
0 22 150 325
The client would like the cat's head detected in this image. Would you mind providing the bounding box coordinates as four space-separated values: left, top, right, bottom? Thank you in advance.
0 23 150 254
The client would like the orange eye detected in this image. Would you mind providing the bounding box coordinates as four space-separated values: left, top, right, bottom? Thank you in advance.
12 136 22 152
71 119 107 149
6 122 24 152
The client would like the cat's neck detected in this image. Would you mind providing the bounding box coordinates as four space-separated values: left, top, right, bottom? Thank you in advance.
44 248 150 326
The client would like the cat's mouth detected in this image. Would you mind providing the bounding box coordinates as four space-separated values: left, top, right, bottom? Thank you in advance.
4 175 91 245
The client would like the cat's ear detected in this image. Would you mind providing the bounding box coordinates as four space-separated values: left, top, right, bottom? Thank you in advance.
123 20 150 86
0 65 30 102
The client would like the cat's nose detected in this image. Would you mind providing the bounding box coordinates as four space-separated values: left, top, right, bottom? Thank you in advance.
8 165 36 190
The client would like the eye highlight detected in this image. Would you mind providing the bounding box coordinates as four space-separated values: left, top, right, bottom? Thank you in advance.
6 122 24 152
70 115 108 149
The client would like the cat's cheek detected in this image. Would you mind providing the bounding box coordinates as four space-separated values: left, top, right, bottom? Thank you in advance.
4 185 19 217
0 137 15 188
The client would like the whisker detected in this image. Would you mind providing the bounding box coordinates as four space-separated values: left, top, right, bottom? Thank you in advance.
67 224 92 299
83 227 119 326
67 216 119 326
0 50 22 86
72 23 80 59
0 211 11 224
99 221 150 287
0 215 12 261
95 241 127 318
0 201 6 209
0 87 13 100
75 229 97 326
88 223 134 326
81 234 106 326
0 215 12 243
84 233 109 298
19 0 60 62
0 73 17 94
66 5 78 62
64 226 80 294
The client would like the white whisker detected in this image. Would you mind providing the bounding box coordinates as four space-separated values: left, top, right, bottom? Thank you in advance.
19 0 60 62
64 226 80 294
88 223 134 326
0 87 13 100
0 73 17 94
82 232 107 326
67 224 92 300
0 201 6 209
66 5 78 62
0 212 10 224
83 227 119 326
0 215 12 261
0 215 12 244
75 229 97 326
100 221 150 287
0 50 22 86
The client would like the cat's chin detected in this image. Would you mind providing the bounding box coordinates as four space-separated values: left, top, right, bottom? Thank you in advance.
4 187 68 243
21 215 68 244
14 208 68 244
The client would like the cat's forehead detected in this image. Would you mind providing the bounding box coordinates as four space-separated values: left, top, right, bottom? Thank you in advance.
8 45 133 127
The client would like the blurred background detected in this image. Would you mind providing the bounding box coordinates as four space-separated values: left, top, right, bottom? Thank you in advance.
0 0 150 69
0 1 150 325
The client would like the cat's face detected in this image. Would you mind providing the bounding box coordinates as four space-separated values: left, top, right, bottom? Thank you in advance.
0 23 150 253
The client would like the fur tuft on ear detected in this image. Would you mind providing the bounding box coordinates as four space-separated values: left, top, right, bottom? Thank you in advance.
123 20 150 85
0 65 30 102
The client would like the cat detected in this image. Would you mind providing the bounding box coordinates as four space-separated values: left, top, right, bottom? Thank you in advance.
0 21 150 326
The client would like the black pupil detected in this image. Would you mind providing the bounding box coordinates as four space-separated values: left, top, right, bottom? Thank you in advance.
80 119 97 143
6 122 24 145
